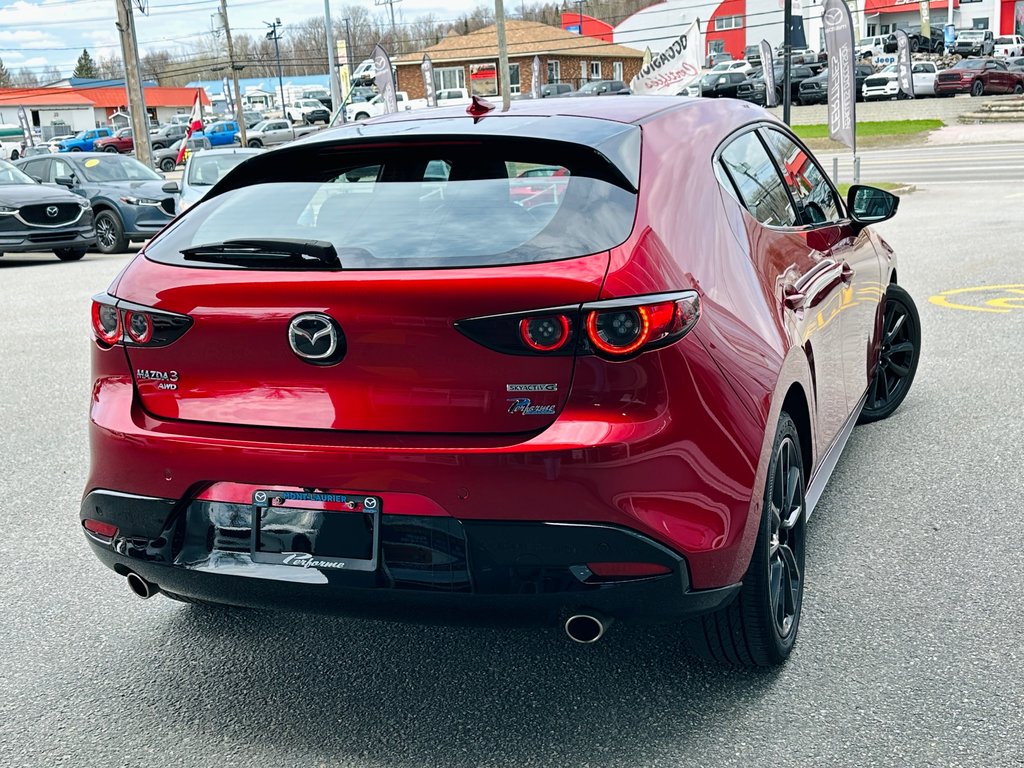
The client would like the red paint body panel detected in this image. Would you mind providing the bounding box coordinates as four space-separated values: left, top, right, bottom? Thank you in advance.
85 97 892 600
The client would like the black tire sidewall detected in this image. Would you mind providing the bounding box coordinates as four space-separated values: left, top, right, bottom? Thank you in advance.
858 283 921 424
95 210 127 254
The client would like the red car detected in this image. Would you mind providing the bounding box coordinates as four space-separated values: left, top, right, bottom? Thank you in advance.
82 97 919 666
935 58 1024 96
93 127 134 154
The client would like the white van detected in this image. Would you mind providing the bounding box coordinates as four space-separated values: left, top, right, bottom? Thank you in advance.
352 59 376 85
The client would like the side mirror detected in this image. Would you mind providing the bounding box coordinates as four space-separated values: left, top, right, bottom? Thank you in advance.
162 181 181 194
55 176 75 188
847 185 899 227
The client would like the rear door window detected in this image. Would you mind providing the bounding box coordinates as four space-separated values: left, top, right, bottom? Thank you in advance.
718 130 796 227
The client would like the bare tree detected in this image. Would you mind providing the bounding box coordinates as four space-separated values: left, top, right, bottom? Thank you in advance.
13 68 40 87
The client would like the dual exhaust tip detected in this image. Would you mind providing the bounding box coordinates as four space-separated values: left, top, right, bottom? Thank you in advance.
126 571 612 643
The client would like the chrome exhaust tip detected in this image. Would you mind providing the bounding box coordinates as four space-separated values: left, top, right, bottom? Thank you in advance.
564 613 611 644
125 571 159 600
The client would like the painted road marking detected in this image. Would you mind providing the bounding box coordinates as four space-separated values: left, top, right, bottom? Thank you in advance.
929 285 1024 314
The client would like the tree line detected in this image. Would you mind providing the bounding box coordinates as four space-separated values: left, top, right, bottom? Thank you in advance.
0 0 653 89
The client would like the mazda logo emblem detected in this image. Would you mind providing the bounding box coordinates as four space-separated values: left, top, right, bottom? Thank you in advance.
288 313 344 365
824 8 844 26
46 206 59 218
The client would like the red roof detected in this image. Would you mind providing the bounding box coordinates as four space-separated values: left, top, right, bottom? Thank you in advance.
0 88 95 107
84 87 210 109
0 86 209 110
865 0 957 13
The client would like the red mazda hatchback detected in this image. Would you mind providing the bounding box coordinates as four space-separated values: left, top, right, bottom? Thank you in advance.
82 97 919 666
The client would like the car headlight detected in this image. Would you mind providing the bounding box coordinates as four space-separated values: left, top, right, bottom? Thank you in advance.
0 205 16 214
120 196 162 206
79 198 92 209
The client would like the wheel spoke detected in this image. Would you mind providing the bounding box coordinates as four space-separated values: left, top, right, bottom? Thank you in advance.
884 310 906 343
769 556 783 627
887 359 911 378
889 341 914 357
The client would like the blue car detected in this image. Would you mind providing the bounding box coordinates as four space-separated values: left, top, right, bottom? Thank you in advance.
15 152 178 253
58 127 115 152
202 121 241 147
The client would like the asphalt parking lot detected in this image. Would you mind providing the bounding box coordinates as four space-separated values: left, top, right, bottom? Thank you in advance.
1 172 1022 767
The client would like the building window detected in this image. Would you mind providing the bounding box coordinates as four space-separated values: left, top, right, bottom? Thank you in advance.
590 61 601 79
547 59 560 83
880 23 890 34
434 66 465 91
469 62 498 97
612 61 623 81
509 62 521 94
715 15 742 30
867 23 877 36
972 18 988 29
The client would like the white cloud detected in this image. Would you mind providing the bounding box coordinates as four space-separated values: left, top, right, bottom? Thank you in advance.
0 29 62 48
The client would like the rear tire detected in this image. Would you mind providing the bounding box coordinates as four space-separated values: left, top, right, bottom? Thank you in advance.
159 157 176 173
103 145 118 153
247 139 263 148
54 248 86 261
1014 84 1023 95
971 79 984 97
355 112 370 121
858 284 920 424
10 150 18 160
94 210 128 254
687 412 806 667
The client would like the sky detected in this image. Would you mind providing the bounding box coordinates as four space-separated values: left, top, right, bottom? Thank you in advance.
0 0 481 79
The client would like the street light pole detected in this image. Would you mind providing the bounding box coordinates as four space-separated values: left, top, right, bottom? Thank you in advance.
265 18 287 119
323 0 342 114
782 0 792 125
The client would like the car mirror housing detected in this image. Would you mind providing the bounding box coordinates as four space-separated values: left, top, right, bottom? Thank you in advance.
162 181 181 194
847 185 899 227
55 176 75 188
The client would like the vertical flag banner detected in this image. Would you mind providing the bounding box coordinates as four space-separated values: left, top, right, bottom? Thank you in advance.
822 0 856 151
372 44 398 114
919 1 931 40
532 55 541 98
642 47 653 69
760 39 778 107
176 90 204 165
421 54 436 107
629 19 702 95
894 29 915 98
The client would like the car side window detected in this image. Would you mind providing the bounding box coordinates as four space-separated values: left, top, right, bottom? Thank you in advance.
52 158 74 182
760 128 841 226
21 158 48 182
718 131 796 227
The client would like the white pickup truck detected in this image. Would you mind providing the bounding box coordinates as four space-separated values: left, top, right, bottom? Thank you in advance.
245 119 321 148
345 88 472 122
861 62 938 100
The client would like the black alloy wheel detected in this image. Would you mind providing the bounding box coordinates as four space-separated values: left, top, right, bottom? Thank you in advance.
971 80 985 97
94 210 128 254
160 157 176 173
1015 84 1024 94
687 412 806 667
54 248 86 261
859 284 920 424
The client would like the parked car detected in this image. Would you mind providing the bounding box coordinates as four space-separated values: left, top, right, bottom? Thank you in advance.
346 86 377 103
58 127 115 152
203 120 241 147
952 29 995 57
229 110 265 129
935 58 1024 97
286 99 332 125
798 64 875 105
744 45 763 66
540 83 574 97
245 119 320 148
149 123 189 150
80 96 919 668
568 79 629 96
1007 57 1024 73
704 51 733 67
857 35 888 58
351 58 376 85
151 135 212 173
14 152 177 253
884 27 945 53
862 62 938 100
346 92 413 122
994 35 1024 58
20 145 53 158
708 59 753 75
0 158 95 261
94 127 134 154
169 146 262 212
699 71 749 98
737 65 815 105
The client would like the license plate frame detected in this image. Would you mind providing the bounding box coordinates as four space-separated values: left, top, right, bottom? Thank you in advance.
249 490 380 573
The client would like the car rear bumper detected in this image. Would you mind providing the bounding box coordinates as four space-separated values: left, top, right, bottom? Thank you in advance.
82 489 741 625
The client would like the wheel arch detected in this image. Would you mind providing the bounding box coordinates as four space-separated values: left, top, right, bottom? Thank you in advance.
781 382 813 483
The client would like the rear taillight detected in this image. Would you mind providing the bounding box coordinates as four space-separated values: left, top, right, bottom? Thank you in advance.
91 294 192 347
456 291 700 361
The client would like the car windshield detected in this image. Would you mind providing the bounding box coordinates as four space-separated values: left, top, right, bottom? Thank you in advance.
0 160 35 185
952 59 984 68
960 31 983 39
146 140 638 270
73 130 88 140
859 39 874 46
187 153 254 186
78 155 162 183
251 121 269 131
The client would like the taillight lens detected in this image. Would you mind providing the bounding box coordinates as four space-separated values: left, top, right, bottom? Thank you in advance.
91 293 192 347
456 291 700 361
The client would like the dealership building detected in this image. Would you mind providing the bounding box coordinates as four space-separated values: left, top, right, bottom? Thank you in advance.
598 0 1022 61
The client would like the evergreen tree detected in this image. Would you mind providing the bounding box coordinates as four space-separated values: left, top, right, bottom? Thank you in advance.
0 57 11 88
73 49 98 79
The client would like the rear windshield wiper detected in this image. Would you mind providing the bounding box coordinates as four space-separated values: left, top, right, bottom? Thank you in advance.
180 238 341 269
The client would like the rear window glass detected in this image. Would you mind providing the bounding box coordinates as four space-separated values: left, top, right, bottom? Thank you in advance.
145 140 637 270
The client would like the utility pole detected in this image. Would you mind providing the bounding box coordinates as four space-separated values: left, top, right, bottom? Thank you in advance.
220 0 247 146
115 0 153 168
495 0 511 111
265 19 287 119
374 0 401 50
344 18 355 77
323 0 342 114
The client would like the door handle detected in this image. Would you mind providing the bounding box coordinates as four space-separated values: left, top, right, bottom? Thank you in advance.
840 261 855 284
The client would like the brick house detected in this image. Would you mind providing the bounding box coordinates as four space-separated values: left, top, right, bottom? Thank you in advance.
393 20 645 100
